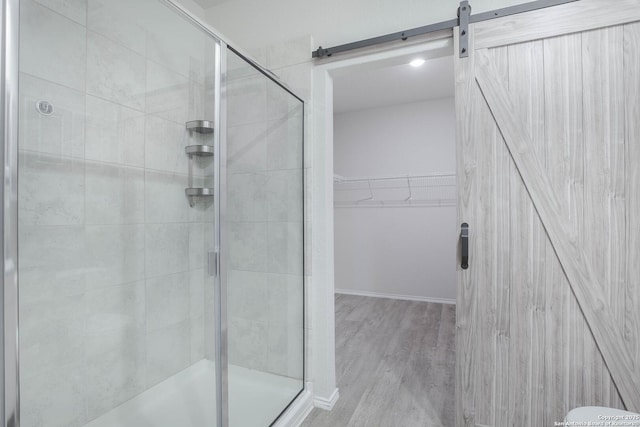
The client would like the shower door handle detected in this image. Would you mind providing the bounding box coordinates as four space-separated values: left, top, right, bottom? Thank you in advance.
460 222 469 270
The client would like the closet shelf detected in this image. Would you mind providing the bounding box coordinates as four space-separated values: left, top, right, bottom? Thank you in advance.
334 173 456 208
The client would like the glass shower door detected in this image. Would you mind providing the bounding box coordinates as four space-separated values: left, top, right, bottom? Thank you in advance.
16 0 221 426
224 47 305 427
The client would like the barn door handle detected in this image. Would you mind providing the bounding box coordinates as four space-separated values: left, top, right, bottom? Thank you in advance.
461 222 469 270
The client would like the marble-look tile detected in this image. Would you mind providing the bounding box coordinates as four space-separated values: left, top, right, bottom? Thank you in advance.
266 324 289 377
266 117 303 171
228 172 269 222
20 292 86 380
267 222 304 275
86 31 146 111
85 281 146 334
190 315 205 363
266 79 301 121
265 35 312 70
270 62 312 102
83 327 146 421
227 75 267 127
20 361 86 427
19 151 84 226
146 320 191 387
88 0 146 56
18 225 86 303
20 0 86 90
228 221 267 272
144 170 189 223
84 225 145 289
189 269 206 319
267 273 304 377
228 317 268 370
267 320 304 379
85 162 144 225
33 0 87 25
146 60 205 125
146 8 206 83
146 272 190 331
227 269 269 323
189 223 211 270
268 274 305 377
145 115 189 174
267 273 304 328
267 169 303 222
227 122 268 173
19 73 85 158
227 50 262 81
145 223 189 277
85 95 145 167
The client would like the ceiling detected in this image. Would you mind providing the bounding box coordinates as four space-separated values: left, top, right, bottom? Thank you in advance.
332 54 454 114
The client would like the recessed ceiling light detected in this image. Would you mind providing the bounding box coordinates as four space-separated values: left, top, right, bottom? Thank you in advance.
409 58 426 67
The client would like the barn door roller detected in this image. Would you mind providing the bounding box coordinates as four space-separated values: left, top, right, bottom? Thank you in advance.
458 1 471 58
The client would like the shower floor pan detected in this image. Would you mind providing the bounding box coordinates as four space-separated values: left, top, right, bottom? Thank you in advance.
85 360 301 427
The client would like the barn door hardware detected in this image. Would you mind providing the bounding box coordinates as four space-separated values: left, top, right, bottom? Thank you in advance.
458 1 470 58
311 0 578 59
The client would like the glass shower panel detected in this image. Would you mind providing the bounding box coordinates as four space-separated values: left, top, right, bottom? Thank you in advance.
17 0 219 426
225 48 304 427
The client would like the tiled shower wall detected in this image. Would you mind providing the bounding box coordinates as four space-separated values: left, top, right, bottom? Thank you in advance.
226 50 305 380
18 0 216 425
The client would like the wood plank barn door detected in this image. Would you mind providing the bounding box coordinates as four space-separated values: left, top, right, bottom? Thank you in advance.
455 1 640 425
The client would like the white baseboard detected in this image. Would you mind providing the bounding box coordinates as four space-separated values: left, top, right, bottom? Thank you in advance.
273 387 314 427
313 387 340 411
335 289 456 305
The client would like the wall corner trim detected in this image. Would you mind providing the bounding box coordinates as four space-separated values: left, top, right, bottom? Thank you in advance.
313 388 340 411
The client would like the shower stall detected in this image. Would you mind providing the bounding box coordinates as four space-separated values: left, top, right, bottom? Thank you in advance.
0 0 305 426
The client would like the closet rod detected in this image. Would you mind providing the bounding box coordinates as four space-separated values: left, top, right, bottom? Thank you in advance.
311 0 578 58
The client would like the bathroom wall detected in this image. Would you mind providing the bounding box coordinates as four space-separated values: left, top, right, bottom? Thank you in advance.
18 0 217 425
333 98 457 302
225 49 305 380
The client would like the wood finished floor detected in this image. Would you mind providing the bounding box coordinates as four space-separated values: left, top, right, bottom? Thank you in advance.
302 294 456 427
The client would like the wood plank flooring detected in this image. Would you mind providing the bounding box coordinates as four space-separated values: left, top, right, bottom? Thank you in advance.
302 294 455 427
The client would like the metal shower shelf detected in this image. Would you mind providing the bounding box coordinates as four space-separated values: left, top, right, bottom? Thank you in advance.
185 145 214 156
186 120 214 134
333 173 457 208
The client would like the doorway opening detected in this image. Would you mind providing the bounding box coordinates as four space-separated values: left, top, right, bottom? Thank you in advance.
305 35 458 426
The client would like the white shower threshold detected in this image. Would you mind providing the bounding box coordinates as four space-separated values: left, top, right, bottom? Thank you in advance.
84 360 302 427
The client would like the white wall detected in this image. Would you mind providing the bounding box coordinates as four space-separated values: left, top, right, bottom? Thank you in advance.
334 98 457 302
334 98 456 176
204 0 532 52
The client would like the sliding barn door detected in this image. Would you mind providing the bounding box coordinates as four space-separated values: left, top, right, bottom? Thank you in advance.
455 1 640 425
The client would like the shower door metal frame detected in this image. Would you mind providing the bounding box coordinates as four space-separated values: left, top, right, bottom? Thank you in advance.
218 40 229 427
1 0 20 425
